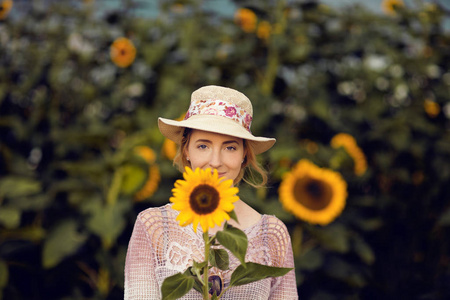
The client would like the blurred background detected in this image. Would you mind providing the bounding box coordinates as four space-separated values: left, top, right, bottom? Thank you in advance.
1 0 450 299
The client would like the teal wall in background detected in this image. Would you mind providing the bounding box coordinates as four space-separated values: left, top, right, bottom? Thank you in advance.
99 0 450 18
97 0 450 30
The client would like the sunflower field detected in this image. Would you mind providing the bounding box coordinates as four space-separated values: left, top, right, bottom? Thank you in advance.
1 0 450 299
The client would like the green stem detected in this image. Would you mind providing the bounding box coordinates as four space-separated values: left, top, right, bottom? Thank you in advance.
203 230 210 299
261 0 287 96
217 285 233 299
106 167 123 205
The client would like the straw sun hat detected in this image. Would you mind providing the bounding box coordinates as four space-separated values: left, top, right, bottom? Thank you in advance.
158 85 276 155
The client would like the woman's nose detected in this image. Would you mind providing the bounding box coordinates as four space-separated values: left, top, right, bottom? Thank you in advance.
209 150 222 168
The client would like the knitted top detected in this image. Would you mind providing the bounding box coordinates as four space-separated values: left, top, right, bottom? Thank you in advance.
124 204 298 299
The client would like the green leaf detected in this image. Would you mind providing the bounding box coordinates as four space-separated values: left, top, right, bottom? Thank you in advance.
42 220 87 269
297 249 324 271
230 262 293 287
120 164 147 195
228 210 238 223
190 260 207 278
0 176 41 198
314 224 350 253
0 260 8 288
353 237 375 265
184 268 203 294
324 257 366 287
216 225 248 266
209 248 229 271
438 208 450 226
87 201 130 249
0 207 21 229
192 280 203 294
161 273 195 300
10 194 51 211
192 260 208 270
3 226 45 242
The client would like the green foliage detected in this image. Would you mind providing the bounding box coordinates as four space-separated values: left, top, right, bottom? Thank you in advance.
209 248 230 271
162 223 290 299
42 219 88 269
230 262 293 287
215 224 248 266
161 273 195 300
1 0 449 299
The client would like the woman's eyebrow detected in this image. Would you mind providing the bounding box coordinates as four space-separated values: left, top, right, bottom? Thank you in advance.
223 140 240 145
194 139 212 143
193 139 240 145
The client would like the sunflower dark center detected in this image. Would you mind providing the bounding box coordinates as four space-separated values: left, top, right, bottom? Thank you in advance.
120 49 127 56
293 177 332 211
189 184 220 215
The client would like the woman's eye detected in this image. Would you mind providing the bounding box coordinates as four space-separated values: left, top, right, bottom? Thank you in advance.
197 144 207 149
226 146 237 151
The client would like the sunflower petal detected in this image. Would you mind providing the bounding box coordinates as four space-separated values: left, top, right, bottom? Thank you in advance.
200 218 208 233
177 212 193 225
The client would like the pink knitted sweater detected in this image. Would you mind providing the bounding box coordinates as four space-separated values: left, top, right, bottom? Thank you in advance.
124 204 298 299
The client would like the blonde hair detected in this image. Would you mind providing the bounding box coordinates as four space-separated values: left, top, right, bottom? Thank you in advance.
173 128 268 188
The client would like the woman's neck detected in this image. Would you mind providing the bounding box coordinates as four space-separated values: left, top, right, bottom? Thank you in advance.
208 199 261 234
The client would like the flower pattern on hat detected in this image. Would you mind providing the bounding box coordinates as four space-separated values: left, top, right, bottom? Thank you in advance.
184 99 253 132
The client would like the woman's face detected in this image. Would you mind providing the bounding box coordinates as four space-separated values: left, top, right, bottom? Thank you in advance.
185 130 245 184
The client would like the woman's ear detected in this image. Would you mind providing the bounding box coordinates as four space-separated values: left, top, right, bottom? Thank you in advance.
183 146 191 164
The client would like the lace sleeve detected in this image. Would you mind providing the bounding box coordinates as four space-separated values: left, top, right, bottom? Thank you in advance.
265 216 299 299
124 214 160 299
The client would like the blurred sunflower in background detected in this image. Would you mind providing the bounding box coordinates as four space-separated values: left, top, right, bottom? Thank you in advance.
331 133 368 176
162 113 185 160
256 20 272 41
234 8 257 33
110 37 136 68
381 0 404 15
162 138 177 160
424 99 440 118
279 159 347 225
133 146 161 201
170 167 239 233
0 0 13 20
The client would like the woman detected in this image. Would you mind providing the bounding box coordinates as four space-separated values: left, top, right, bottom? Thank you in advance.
124 85 298 299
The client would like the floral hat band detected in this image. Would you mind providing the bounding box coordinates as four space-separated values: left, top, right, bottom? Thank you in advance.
158 85 276 155
184 99 253 132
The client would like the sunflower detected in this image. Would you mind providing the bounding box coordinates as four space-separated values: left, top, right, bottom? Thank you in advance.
381 0 404 16
0 0 13 20
162 138 177 160
424 99 440 118
279 159 347 225
301 139 319 155
331 133 367 176
133 146 161 201
256 21 272 41
110 37 136 68
162 113 185 160
234 8 257 33
170 167 239 233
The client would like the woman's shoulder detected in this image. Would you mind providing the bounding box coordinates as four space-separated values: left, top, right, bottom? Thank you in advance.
259 214 291 243
136 203 176 227
261 214 289 231
249 214 293 265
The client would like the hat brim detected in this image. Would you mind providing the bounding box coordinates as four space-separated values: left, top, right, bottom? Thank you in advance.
158 115 276 155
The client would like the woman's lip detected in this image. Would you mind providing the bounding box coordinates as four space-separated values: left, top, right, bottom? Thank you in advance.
217 172 226 177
